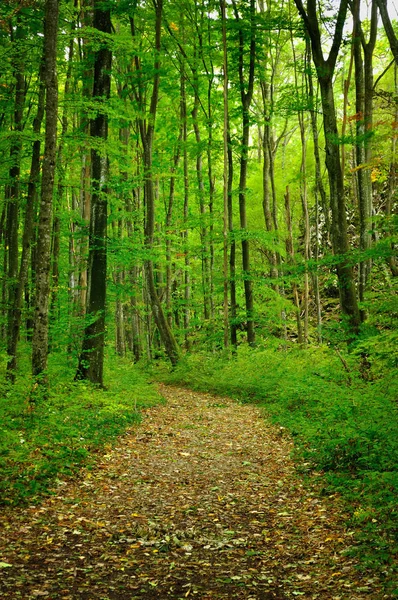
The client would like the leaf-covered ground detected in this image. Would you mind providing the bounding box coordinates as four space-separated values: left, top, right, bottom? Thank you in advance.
0 385 390 599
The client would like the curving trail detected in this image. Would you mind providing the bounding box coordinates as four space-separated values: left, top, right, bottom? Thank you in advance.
0 385 386 599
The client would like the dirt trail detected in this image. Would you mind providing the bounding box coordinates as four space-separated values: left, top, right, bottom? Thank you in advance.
0 385 386 599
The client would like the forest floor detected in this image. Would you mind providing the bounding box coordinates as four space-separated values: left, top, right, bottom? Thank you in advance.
0 385 391 600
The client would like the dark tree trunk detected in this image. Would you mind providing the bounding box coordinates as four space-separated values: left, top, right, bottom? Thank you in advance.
31 0 59 383
376 0 398 66
5 20 26 347
294 0 360 335
75 0 112 385
232 0 256 346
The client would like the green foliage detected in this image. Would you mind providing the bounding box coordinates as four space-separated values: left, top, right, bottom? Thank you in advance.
0 349 162 506
152 344 398 585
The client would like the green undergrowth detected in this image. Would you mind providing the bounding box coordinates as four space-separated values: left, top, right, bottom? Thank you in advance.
0 350 162 506
151 344 398 592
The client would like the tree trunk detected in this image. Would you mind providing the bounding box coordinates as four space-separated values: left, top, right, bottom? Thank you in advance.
6 61 45 381
5 20 26 349
75 0 112 385
131 0 180 366
294 0 360 335
376 0 398 66
181 72 191 351
284 186 304 344
220 0 229 349
232 0 256 346
31 0 59 383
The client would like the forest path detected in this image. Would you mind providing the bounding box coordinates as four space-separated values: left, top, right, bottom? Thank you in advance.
0 385 383 599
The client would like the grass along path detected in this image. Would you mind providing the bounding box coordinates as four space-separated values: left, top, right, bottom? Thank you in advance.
0 385 389 599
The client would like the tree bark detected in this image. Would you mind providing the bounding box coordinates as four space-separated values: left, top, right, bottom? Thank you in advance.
75 0 112 385
6 61 45 381
31 0 59 383
220 0 229 348
232 0 256 346
294 0 360 334
5 20 26 348
130 0 180 366
376 0 398 66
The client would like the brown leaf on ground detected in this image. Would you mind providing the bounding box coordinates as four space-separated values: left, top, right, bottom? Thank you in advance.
0 385 390 599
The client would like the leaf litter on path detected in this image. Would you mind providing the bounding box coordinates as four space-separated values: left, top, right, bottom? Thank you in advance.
0 385 390 599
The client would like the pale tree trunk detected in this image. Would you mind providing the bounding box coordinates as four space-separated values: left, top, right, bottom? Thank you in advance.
31 0 59 384
75 0 112 385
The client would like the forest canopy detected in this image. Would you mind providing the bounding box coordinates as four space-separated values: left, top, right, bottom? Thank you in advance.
0 0 397 381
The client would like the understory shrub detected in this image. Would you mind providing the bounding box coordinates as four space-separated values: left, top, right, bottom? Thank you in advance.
0 349 162 505
152 344 398 590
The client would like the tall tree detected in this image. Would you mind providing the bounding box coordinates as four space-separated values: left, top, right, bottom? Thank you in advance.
75 0 112 385
232 0 257 346
130 0 180 366
31 0 59 383
294 0 360 334
220 0 230 348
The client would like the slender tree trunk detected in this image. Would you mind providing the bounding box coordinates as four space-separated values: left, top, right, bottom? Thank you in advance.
220 0 229 348
6 62 45 381
284 186 303 344
78 0 94 314
385 64 398 276
51 12 76 327
376 0 398 66
75 0 112 385
181 72 191 351
228 133 237 348
5 21 26 348
31 0 59 383
192 92 210 322
114 213 125 357
131 0 180 366
232 0 256 346
165 132 182 327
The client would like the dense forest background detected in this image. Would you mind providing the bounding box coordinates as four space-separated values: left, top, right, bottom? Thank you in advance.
0 0 397 592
